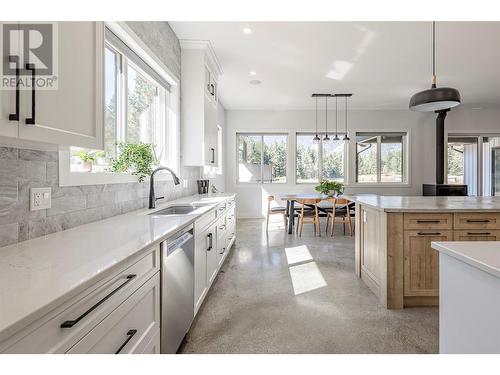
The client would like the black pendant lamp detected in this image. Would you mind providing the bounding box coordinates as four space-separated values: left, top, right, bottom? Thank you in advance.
333 95 340 141
312 95 320 144
339 94 352 141
323 95 330 143
409 21 461 112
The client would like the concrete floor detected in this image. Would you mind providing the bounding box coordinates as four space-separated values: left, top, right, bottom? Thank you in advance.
179 217 439 354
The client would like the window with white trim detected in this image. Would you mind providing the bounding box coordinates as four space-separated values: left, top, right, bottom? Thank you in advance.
296 133 346 183
355 132 408 183
70 27 174 174
237 133 287 183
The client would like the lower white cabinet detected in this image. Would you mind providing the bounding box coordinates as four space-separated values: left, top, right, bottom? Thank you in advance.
0 246 159 354
193 198 236 316
67 274 160 354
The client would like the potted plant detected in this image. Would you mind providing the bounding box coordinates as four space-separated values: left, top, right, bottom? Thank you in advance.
110 142 158 182
95 150 107 165
315 180 344 197
75 150 97 172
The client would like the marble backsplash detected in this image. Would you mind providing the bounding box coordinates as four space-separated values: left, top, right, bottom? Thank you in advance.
0 146 200 247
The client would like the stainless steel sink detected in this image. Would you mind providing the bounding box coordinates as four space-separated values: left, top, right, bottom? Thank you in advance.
149 203 210 216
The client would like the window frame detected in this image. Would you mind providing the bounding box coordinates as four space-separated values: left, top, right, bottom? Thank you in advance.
236 132 289 184
353 131 410 186
295 132 348 184
59 22 180 187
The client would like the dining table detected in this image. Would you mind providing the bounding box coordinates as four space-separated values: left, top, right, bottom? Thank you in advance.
280 193 328 234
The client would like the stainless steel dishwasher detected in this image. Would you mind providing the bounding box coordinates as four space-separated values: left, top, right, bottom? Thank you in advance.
160 225 194 354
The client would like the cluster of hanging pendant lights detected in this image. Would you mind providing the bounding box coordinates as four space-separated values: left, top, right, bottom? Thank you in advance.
312 93 352 144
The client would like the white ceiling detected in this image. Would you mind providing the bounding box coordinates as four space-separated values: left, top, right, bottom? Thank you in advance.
170 22 500 110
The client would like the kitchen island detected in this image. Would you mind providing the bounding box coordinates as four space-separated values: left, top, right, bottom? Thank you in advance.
347 195 500 309
431 241 500 353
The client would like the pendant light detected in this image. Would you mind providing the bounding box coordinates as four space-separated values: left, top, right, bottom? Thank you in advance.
312 95 320 144
323 95 330 143
409 21 461 112
333 95 340 141
341 94 352 141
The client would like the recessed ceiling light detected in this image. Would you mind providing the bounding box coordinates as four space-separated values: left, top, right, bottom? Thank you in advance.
471 107 482 110
250 71 257 76
243 27 252 34
249 79 261 85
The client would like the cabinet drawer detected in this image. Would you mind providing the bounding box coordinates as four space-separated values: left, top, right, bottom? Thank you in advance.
453 229 500 241
217 203 227 216
1 247 159 353
454 213 500 230
195 210 217 232
404 213 453 230
67 273 160 354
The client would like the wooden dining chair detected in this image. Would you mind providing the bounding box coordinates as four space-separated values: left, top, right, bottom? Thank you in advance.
296 198 322 237
326 198 353 236
266 195 288 231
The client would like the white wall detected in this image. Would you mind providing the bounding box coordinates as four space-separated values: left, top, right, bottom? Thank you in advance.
225 108 500 218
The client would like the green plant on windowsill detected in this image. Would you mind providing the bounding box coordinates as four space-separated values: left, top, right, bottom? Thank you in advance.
110 142 158 182
315 180 344 197
75 150 99 172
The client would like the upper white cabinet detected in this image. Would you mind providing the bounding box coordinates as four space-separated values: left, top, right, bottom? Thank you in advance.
180 40 222 167
0 22 104 149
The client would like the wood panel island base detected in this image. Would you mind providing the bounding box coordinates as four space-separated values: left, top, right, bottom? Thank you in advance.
348 195 500 309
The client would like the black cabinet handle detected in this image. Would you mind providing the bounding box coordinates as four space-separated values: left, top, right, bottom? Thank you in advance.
210 83 215 96
210 148 215 163
466 219 491 223
416 220 440 223
219 247 226 255
115 329 137 354
8 56 20 121
467 232 491 236
25 63 36 125
207 233 213 251
417 232 442 236
60 274 136 328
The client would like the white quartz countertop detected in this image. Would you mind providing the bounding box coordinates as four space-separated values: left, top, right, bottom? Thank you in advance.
431 241 500 279
345 194 500 212
0 193 235 340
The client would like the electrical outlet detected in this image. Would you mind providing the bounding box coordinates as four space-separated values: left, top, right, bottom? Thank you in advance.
30 187 52 211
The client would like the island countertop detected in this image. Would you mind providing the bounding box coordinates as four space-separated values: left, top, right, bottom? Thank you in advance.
345 194 500 212
431 241 500 279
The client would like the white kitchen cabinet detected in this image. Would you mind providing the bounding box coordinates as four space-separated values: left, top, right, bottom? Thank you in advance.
0 23 19 139
0 246 159 354
180 40 222 168
193 197 236 316
217 216 227 267
67 273 160 354
0 22 104 149
194 218 217 315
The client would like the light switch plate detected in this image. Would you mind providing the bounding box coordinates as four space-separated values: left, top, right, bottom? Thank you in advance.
30 187 52 211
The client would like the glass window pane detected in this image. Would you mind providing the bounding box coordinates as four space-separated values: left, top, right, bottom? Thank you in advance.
238 135 262 183
381 135 403 182
104 47 118 160
296 134 319 183
127 64 160 146
447 143 464 184
322 139 344 182
263 135 287 183
356 135 377 183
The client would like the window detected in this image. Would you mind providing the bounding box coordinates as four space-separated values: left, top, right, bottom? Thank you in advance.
296 133 346 183
447 136 478 195
356 132 407 183
237 134 287 183
70 27 172 173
